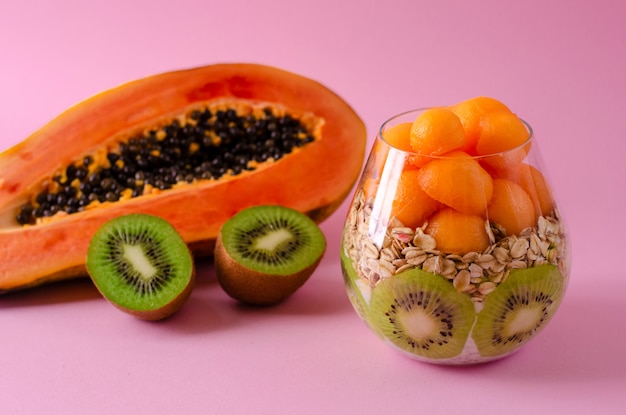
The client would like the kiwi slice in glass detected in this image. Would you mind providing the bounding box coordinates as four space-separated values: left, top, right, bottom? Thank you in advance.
340 247 372 321
340 248 385 339
214 205 326 306
369 268 475 360
86 213 195 320
472 264 565 358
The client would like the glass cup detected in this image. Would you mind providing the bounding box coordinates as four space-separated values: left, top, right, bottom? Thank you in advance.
340 108 571 365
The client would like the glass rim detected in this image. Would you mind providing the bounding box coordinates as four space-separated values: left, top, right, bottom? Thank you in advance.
378 107 534 160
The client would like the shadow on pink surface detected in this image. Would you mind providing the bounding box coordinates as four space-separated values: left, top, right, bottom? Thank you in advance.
0 256 351 311
163 259 354 330
435 281 626 383
0 276 101 307
3 258 622 387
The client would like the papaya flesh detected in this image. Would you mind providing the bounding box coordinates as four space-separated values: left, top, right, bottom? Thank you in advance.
0 63 366 292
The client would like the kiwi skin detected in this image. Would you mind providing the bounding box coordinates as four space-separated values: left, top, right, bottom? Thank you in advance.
214 205 326 306
109 278 195 321
214 231 324 306
90 275 196 321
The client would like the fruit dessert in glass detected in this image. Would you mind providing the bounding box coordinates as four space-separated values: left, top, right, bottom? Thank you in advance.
340 97 570 365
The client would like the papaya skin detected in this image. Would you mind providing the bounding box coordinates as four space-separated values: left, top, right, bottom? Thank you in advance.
0 63 366 292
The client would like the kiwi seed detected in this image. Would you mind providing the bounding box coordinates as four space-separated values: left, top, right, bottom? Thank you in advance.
214 205 326 306
472 264 565 358
86 213 195 320
369 268 475 360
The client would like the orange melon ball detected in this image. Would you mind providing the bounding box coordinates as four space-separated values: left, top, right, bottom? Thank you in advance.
515 164 555 218
487 179 536 236
416 151 494 216
476 111 531 177
382 122 412 152
409 107 466 158
366 138 390 179
475 110 530 156
450 96 512 155
425 208 490 255
362 177 379 201
391 169 440 229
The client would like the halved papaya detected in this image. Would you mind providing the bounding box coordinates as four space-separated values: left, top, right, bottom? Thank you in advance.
0 63 366 292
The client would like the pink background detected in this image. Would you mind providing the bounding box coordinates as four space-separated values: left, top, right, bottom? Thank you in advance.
1 0 625 413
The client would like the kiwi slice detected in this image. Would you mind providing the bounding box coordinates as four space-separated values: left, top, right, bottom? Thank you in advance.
369 268 475 360
214 205 326 306
340 248 386 339
472 264 565 358
340 247 371 320
86 213 195 320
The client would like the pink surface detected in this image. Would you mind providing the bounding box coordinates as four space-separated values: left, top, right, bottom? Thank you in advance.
1 0 625 413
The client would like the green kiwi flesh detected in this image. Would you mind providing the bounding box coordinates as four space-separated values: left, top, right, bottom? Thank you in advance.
340 247 371 322
472 264 564 357
86 213 195 320
369 268 475 360
214 205 326 306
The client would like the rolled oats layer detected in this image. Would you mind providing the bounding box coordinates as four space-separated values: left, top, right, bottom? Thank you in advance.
342 190 568 302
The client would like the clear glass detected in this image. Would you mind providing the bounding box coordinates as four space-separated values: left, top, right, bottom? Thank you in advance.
340 108 571 365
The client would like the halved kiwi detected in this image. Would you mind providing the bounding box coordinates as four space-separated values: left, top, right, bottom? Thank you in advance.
86 213 195 320
369 268 475 360
472 264 564 357
214 205 326 306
